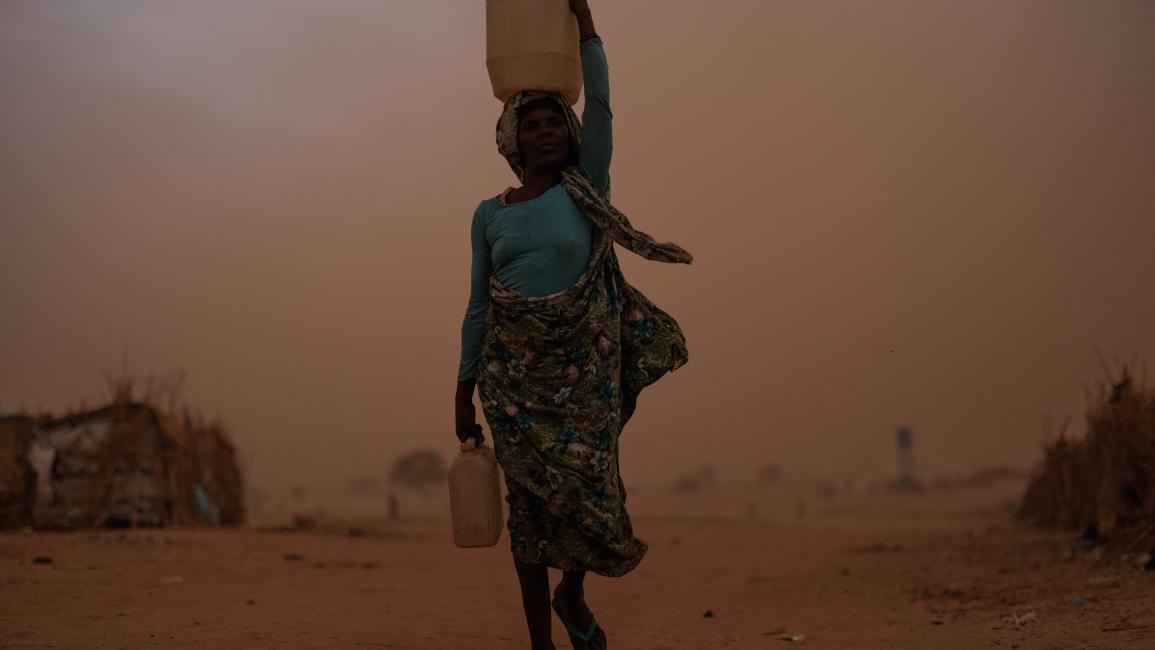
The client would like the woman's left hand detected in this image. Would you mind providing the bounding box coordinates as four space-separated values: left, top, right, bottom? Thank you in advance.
569 0 596 41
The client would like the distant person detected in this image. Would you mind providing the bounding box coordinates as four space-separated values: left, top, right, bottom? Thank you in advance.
454 2 692 648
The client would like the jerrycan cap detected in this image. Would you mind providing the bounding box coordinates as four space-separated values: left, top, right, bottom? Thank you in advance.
460 437 487 453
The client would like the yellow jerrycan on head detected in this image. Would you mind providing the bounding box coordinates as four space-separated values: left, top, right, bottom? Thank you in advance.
486 0 583 105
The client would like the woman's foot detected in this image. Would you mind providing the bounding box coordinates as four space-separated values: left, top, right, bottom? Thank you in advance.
552 580 605 648
555 581 595 632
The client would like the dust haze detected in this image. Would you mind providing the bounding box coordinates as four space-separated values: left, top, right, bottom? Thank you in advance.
2 0 1153 500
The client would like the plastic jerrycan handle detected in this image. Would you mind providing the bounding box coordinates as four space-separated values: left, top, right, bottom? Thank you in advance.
460 422 484 452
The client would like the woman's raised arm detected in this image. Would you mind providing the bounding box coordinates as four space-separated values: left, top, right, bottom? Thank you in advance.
570 0 598 42
573 1 611 195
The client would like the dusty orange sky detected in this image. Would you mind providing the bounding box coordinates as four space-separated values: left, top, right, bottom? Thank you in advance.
2 0 1153 495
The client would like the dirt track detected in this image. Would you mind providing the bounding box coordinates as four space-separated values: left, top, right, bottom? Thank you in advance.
3 484 1153 649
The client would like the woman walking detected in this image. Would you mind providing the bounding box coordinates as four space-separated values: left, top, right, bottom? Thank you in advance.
455 2 691 648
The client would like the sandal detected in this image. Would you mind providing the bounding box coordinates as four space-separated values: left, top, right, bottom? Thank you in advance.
551 585 607 649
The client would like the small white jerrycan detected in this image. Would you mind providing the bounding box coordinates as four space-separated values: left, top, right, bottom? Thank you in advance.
448 436 504 548
486 0 583 105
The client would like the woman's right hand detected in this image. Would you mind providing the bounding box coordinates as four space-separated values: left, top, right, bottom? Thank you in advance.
455 394 482 445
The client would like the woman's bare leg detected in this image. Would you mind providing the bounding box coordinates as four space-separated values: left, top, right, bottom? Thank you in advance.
513 558 555 650
557 569 595 631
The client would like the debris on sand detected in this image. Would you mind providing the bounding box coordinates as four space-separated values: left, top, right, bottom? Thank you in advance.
702 609 715 618
1085 576 1120 589
1001 611 1037 627
775 632 806 642
1078 525 1099 550
1102 622 1155 633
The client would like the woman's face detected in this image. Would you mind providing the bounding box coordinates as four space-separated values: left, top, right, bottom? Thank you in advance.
518 107 570 172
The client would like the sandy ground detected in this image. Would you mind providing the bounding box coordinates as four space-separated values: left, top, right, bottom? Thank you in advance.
3 481 1154 649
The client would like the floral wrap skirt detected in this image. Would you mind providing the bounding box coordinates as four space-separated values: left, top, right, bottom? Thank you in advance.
476 231 688 577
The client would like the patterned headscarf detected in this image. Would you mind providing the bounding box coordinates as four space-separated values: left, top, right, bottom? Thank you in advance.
496 90 693 265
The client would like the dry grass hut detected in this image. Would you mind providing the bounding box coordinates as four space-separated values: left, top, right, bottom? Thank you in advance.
0 415 35 528
0 400 243 530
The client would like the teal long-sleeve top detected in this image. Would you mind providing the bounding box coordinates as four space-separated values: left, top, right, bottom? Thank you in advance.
457 37 612 382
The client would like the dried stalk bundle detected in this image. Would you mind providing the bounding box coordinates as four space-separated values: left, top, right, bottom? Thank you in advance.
1019 360 1155 548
